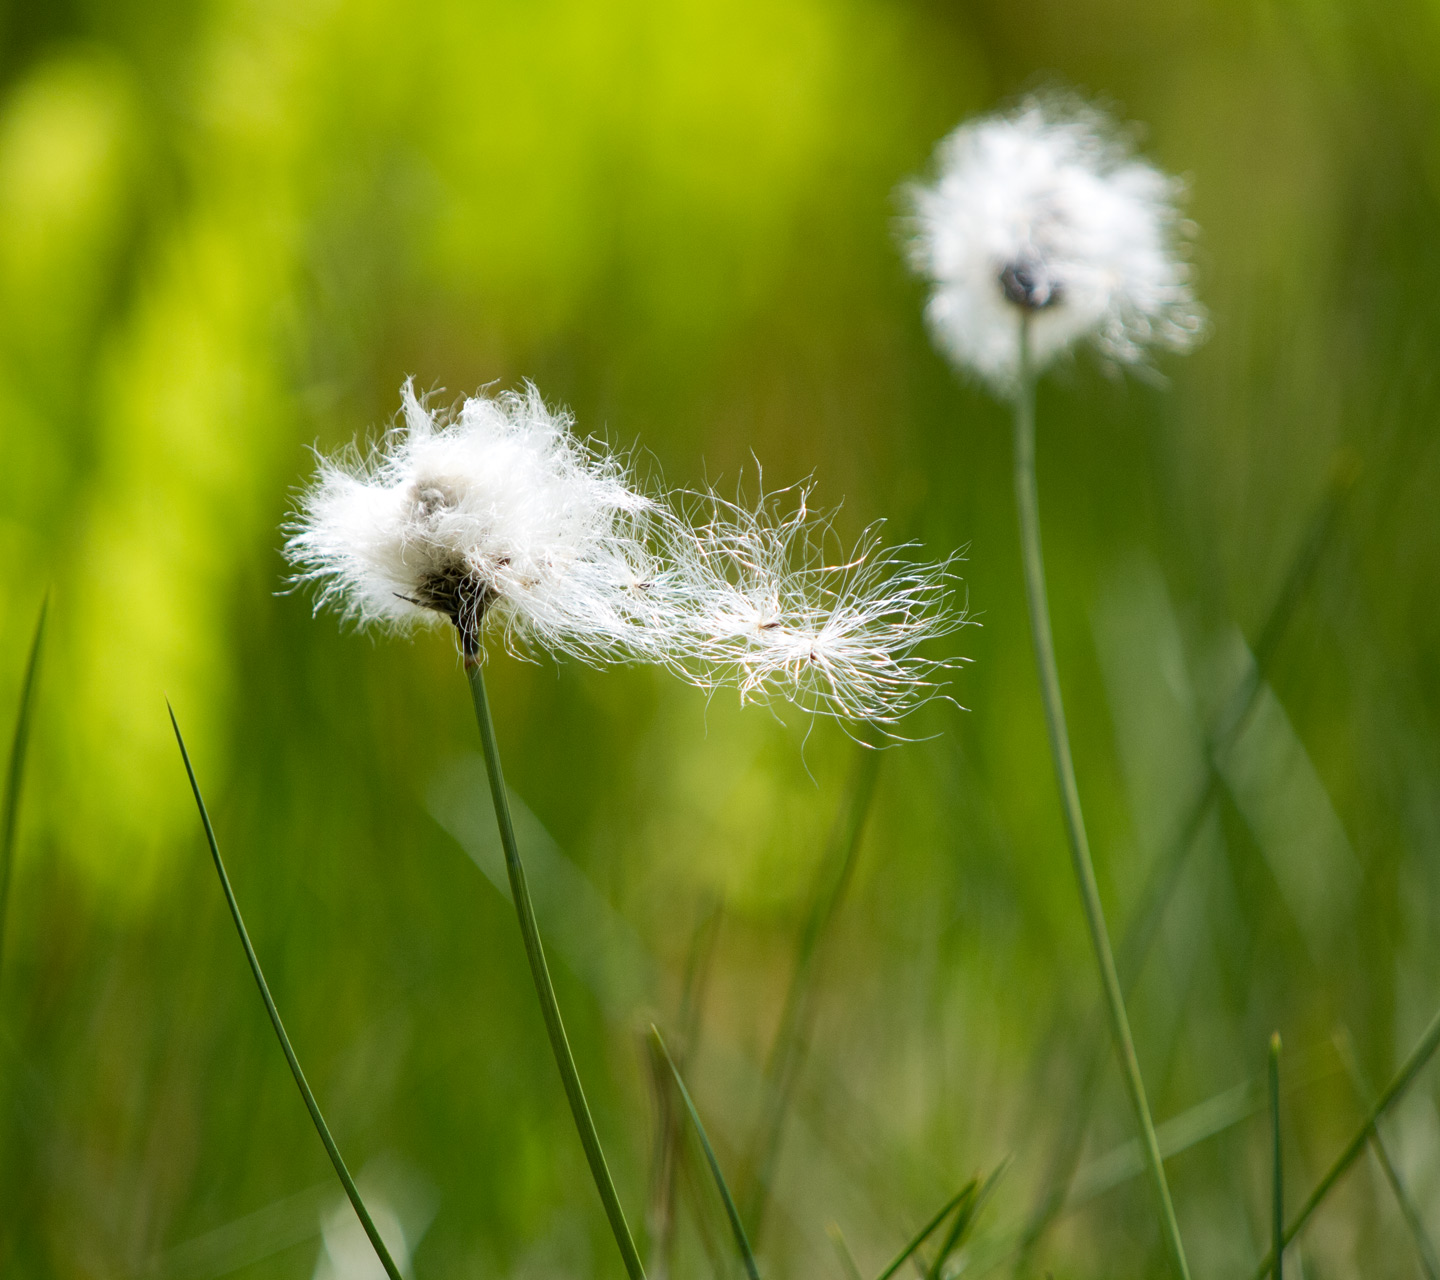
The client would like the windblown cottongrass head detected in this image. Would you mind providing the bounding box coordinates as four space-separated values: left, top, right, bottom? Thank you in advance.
287 382 965 724
671 487 965 723
906 93 1205 391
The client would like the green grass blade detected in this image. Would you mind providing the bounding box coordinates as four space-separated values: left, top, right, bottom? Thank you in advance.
743 741 882 1242
875 1180 977 1280
827 1223 865 1280
925 1158 1009 1280
1333 1028 1440 1280
168 704 404 1280
1270 1034 1283 1280
1249 1002 1440 1280
466 664 645 1280
0 594 48 984
651 1024 760 1280
649 901 723 1279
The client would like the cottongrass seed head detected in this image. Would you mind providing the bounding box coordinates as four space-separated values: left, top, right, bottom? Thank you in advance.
286 381 672 664
287 383 967 726
905 92 1205 392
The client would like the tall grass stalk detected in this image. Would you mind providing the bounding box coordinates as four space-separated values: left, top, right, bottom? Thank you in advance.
1269 1034 1283 1280
168 706 404 1280
743 742 882 1242
1248 1001 1440 1279
465 663 645 1280
1013 465 1352 1271
651 1025 760 1280
1011 318 1189 1279
0 596 47 984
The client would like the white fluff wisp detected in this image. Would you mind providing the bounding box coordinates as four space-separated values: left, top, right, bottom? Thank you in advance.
666 487 967 724
906 94 1205 391
287 383 966 725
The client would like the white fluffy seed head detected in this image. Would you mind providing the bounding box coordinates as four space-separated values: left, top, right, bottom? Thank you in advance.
286 381 671 663
286 383 967 725
905 93 1205 391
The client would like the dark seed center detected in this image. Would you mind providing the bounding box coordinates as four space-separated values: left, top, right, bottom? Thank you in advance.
999 260 1063 311
410 563 496 658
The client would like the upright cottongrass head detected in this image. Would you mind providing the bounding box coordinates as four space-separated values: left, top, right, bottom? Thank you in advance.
287 381 673 664
905 93 1205 392
287 382 965 725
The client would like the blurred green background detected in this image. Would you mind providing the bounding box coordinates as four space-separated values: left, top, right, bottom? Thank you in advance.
3 0 1440 1276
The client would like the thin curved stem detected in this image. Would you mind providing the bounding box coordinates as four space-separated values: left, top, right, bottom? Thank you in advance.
169 706 404 1280
466 663 645 1280
1010 320 1190 1279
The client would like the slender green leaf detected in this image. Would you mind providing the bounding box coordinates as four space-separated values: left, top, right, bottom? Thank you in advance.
926 1158 1009 1280
0 594 48 984
651 1024 760 1280
875 1181 977 1280
649 901 723 1279
168 704 404 1280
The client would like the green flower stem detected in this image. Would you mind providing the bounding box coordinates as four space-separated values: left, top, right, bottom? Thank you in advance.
168 706 404 1280
1011 320 1190 1280
465 662 645 1280
1013 464 1353 1273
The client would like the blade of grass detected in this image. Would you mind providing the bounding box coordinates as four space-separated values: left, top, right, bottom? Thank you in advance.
466 663 645 1280
925 1159 1009 1280
827 1223 865 1280
1248 1000 1440 1280
875 1181 977 1280
0 594 48 983
1333 1027 1440 1280
1012 319 1190 1279
1270 1034 1283 1280
1012 460 1353 1274
743 741 882 1243
651 1024 760 1280
649 901 723 1280
167 704 404 1280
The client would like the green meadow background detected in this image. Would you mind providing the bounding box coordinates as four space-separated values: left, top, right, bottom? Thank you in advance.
2 0 1439 1275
